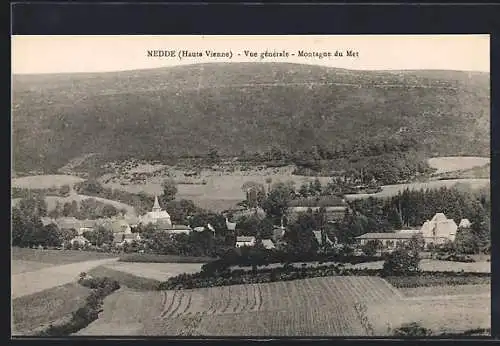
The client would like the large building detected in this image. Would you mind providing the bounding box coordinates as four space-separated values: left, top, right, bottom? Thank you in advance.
420 213 458 246
356 213 459 250
139 196 193 235
356 231 420 250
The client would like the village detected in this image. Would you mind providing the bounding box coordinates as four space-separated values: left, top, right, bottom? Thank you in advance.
24 179 479 262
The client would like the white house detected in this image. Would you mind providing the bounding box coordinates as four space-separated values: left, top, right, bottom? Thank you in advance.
420 213 458 247
236 236 256 248
459 218 472 228
261 239 276 250
70 235 90 247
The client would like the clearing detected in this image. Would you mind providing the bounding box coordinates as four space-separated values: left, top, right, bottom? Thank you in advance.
427 156 490 175
12 282 91 335
11 175 85 189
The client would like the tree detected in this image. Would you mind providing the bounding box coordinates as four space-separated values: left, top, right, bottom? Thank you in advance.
261 182 293 223
161 179 178 204
102 204 118 218
382 246 420 276
59 184 71 197
284 212 319 255
362 240 382 256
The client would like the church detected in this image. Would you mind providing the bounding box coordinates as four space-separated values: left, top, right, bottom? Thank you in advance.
139 196 193 234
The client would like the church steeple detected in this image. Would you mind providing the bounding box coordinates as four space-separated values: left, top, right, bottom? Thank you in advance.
153 195 162 212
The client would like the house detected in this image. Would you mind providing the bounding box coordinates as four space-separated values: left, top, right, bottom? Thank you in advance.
459 218 472 228
102 218 132 234
70 235 90 247
420 213 458 247
166 225 193 235
113 232 141 246
225 217 237 231
261 239 276 250
236 236 256 248
355 232 420 250
41 217 98 235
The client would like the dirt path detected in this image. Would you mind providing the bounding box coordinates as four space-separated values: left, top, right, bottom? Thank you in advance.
12 258 118 299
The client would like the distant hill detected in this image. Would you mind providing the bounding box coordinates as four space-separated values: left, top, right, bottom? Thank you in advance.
12 63 490 173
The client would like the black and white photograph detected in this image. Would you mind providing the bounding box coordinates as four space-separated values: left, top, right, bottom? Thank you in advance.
11 35 491 337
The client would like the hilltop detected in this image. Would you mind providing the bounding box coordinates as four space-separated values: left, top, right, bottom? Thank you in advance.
12 63 490 173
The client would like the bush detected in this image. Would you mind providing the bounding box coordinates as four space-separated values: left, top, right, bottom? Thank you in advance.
38 276 120 336
393 322 432 337
382 248 420 277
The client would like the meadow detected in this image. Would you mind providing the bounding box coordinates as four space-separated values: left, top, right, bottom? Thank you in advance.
98 262 205 282
12 247 117 265
12 282 91 335
346 259 490 273
344 178 489 201
75 275 489 336
11 175 84 189
427 156 490 175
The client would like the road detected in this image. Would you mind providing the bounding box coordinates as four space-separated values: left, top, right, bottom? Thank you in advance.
11 258 118 299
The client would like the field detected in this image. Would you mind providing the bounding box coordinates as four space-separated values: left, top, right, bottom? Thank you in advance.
12 282 91 335
399 284 490 298
12 248 118 299
427 156 490 175
366 294 490 335
11 175 85 189
75 275 489 336
76 276 400 336
344 178 489 200
347 259 490 273
99 262 205 281
119 253 214 263
12 247 117 265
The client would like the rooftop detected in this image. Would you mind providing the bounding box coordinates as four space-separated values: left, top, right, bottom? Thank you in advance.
236 236 256 242
356 232 420 240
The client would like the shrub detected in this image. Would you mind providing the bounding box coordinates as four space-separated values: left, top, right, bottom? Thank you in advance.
382 247 420 277
393 322 432 337
38 276 120 336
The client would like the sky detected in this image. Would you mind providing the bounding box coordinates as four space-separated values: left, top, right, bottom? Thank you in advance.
11 35 490 74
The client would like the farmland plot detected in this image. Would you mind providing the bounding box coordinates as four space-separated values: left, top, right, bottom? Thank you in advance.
78 276 402 336
366 294 490 335
12 258 118 299
12 282 91 335
344 178 489 200
102 262 205 281
346 259 491 273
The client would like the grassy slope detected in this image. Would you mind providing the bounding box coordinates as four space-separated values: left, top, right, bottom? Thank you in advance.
12 63 489 173
11 247 117 265
12 282 91 335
